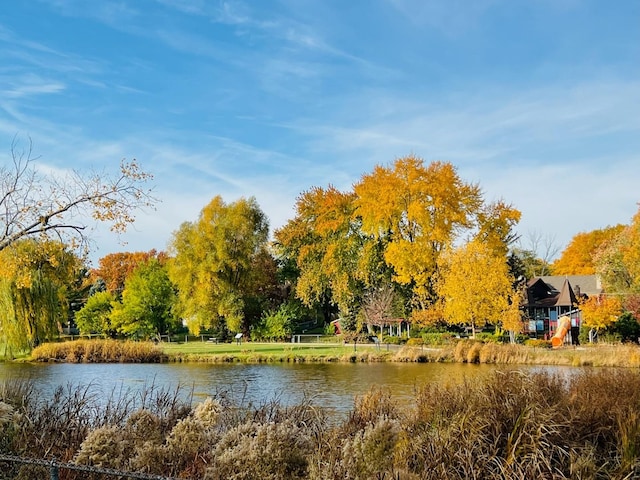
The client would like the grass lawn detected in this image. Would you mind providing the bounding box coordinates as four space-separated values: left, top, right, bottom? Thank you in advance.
161 339 385 362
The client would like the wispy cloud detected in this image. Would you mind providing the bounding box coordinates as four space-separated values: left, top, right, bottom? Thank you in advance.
2 76 65 99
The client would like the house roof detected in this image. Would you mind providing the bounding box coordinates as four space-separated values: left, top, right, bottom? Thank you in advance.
523 276 580 309
538 275 603 296
556 278 578 307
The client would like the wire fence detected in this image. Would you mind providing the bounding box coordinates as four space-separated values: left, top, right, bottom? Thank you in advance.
0 453 183 480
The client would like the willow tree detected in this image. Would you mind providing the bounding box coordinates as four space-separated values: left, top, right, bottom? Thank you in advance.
0 239 81 353
1 136 155 253
168 196 269 334
353 156 519 312
436 240 515 336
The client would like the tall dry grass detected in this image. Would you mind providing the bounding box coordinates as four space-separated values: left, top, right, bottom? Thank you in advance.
396 340 640 368
30 339 166 363
2 368 640 479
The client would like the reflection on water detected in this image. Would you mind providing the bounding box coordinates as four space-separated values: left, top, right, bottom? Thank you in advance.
0 361 567 415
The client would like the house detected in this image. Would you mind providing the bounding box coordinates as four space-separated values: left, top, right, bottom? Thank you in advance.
521 275 603 341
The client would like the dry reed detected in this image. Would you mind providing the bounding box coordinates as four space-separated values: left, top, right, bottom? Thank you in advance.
2 368 640 479
30 339 165 363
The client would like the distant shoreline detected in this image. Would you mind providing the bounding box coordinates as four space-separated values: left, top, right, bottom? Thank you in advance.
21 338 640 368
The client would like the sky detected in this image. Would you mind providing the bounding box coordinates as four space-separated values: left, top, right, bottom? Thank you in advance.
1 0 639 265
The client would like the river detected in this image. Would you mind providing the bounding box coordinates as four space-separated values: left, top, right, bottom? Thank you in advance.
0 361 569 415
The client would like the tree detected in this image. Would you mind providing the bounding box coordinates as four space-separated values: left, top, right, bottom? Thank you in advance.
0 136 155 253
474 200 522 257
509 247 550 280
501 296 524 344
110 259 179 339
168 196 269 335
361 283 400 337
607 312 640 344
274 186 386 325
516 231 560 277
251 302 298 341
92 250 167 296
436 240 515 336
552 225 625 275
353 156 519 311
595 206 640 294
74 290 116 336
0 239 82 352
580 294 623 342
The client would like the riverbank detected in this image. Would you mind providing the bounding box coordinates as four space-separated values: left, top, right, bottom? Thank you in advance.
1 368 639 479
23 338 640 368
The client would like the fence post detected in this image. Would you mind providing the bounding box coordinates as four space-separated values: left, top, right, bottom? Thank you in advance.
50 462 59 480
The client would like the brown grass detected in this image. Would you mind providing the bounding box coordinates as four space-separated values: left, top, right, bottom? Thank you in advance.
30 339 166 363
2 368 640 479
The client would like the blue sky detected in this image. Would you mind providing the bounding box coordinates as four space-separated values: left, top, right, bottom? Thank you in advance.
2 0 639 264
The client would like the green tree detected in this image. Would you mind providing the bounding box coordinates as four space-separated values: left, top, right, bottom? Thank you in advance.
436 240 515 336
74 290 115 336
0 239 81 353
110 259 179 339
168 196 269 335
252 302 298 341
509 247 550 280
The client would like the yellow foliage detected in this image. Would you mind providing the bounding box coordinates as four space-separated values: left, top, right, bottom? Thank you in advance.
580 295 623 332
437 240 514 332
411 305 445 327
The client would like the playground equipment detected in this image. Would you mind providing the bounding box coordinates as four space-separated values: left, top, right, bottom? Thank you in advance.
551 315 571 347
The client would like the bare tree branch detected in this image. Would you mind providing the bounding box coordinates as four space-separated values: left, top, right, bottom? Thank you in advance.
0 136 157 253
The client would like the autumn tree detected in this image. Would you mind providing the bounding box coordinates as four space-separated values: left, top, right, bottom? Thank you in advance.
552 225 625 275
168 196 269 335
595 206 640 294
436 240 515 336
1 136 155 253
92 250 167 296
502 295 525 343
274 186 389 327
354 156 519 311
110 259 179 339
0 239 82 352
580 294 623 342
474 200 522 257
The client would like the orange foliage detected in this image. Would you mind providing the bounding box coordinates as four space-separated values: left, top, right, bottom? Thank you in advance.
552 225 625 275
92 250 166 294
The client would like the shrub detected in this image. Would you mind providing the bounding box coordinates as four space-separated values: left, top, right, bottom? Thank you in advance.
524 338 552 348
205 420 312 480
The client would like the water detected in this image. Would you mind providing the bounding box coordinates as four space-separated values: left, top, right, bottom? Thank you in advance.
0 361 558 415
